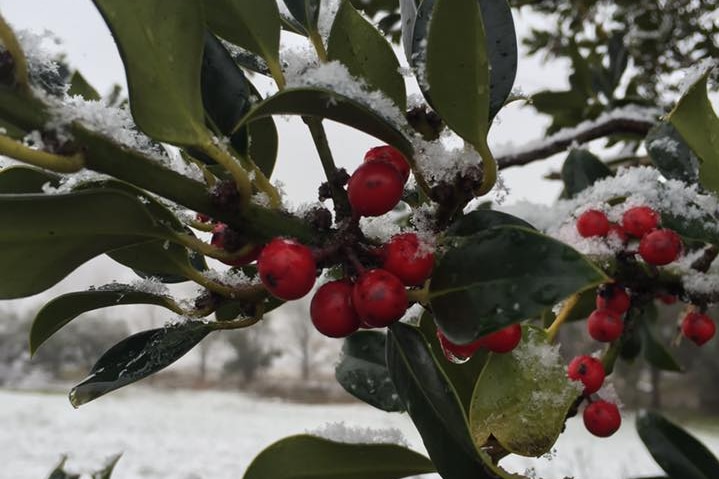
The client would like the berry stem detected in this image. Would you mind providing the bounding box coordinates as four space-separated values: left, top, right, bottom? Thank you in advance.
407 280 431 306
0 13 29 93
309 30 328 63
546 293 580 342
181 265 266 300
200 138 253 208
0 134 85 172
172 232 258 263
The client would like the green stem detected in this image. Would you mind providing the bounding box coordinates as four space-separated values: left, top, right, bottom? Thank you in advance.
309 30 328 63
210 316 262 331
172 232 258 263
0 134 84 172
407 281 431 306
304 117 350 216
200 138 252 207
474 139 497 196
267 58 287 90
546 293 580 342
181 265 266 300
0 14 29 92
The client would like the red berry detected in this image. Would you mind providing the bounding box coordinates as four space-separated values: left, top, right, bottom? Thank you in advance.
257 238 316 300
436 329 484 362
622 206 659 238
658 294 678 305
587 309 624 342
310 280 361 338
596 284 631 314
382 233 434 286
567 355 606 395
196 213 211 223
576 210 610 238
583 400 621 437
639 229 682 265
352 269 408 327
681 312 716 346
347 162 404 217
364 145 410 184
210 223 262 266
477 324 522 353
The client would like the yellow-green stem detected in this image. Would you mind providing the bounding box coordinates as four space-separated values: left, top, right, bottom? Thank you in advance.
210 316 262 331
0 14 29 92
475 139 497 196
546 293 580 342
309 30 328 63
248 162 282 208
0 134 84 172
200 139 252 207
267 58 287 90
173 232 258 263
407 280 431 306
182 265 265 300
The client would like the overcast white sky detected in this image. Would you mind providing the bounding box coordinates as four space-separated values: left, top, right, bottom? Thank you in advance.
0 0 569 315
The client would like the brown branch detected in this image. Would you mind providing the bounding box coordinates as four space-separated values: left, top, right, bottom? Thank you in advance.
496 116 656 170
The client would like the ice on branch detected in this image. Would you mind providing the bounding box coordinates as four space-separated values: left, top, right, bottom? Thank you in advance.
15 30 62 90
309 422 409 447
129 277 171 296
202 268 260 289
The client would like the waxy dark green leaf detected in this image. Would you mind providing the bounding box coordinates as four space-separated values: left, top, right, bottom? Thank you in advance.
429 226 607 344
0 165 59 193
387 323 495 479
637 410 719 479
31 285 180 355
646 122 699 183
70 322 213 407
561 149 613 198
668 70 719 195
469 328 580 456
335 331 404 412
447 209 534 237
282 0 320 33
244 434 435 479
328 0 406 109
236 87 413 160
93 0 209 145
637 305 682 372
0 189 173 299
202 0 281 68
425 0 489 146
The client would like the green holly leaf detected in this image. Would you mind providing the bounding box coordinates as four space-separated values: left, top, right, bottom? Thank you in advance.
244 434 435 479
429 226 608 344
469 327 581 456
668 67 719 195
561 149 613 198
328 0 406 109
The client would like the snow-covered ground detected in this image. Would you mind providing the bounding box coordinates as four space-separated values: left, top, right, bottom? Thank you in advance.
3 388 718 479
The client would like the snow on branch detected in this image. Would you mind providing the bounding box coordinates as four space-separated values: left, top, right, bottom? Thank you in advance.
495 105 661 170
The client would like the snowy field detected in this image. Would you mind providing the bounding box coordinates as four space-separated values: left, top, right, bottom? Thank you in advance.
3 387 718 479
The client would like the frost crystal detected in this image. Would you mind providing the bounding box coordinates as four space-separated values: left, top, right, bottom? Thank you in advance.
309 422 409 447
202 268 259 288
130 277 170 296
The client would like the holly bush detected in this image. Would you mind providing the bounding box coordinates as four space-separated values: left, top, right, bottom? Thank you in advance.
1 0 719 478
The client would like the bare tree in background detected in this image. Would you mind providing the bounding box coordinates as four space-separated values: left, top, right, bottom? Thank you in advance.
280 300 338 381
222 321 281 385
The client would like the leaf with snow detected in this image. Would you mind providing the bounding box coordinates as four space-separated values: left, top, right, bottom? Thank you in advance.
645 122 699 183
235 86 413 160
469 327 582 457
202 0 281 71
243 434 435 479
327 0 406 109
30 284 181 355
668 65 719 195
92 0 209 146
425 0 489 147
70 321 213 407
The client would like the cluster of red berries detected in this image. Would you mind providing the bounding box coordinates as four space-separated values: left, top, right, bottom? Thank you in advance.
576 205 682 266
566 354 621 437
435 324 523 363
206 146 437 338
